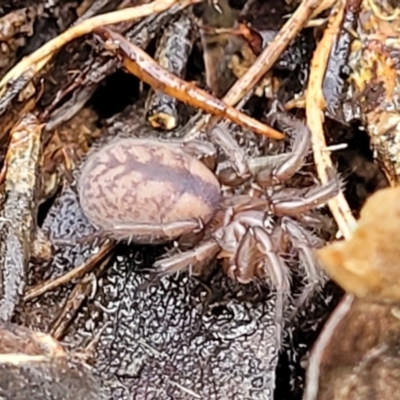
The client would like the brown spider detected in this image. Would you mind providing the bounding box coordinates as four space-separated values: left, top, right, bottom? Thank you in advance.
77 112 340 308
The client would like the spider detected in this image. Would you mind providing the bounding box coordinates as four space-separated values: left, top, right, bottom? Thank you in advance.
77 111 340 311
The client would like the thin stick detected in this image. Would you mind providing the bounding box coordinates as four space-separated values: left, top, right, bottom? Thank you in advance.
303 294 354 400
184 0 325 139
306 0 357 240
311 0 338 19
223 0 323 106
0 0 202 92
24 241 115 301
96 27 284 139
50 253 113 339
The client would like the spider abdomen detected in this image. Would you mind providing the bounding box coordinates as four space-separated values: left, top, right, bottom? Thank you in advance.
78 138 221 243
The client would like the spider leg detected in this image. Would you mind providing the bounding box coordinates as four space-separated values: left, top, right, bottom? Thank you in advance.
252 115 311 186
228 225 291 349
223 224 291 291
166 138 217 171
209 123 251 186
271 175 341 216
252 227 291 293
111 220 201 243
253 226 292 350
224 228 258 284
153 239 220 275
281 217 328 317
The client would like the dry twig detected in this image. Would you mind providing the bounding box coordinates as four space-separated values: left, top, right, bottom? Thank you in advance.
0 0 202 94
24 241 115 301
306 0 357 239
223 0 324 106
311 0 339 18
184 0 326 139
50 251 113 340
95 27 284 139
145 12 195 130
0 114 43 321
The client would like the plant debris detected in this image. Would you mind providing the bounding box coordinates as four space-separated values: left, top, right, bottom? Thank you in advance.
0 114 43 321
0 321 106 399
0 0 397 399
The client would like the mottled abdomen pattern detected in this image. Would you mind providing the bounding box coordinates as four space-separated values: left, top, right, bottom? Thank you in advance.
78 138 221 242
